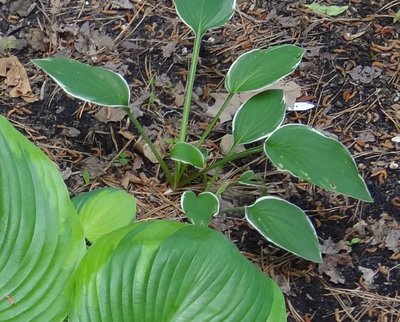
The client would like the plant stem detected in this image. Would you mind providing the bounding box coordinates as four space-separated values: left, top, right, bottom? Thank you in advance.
178 145 264 187
174 33 203 188
218 206 246 215
123 107 174 185
197 92 235 147
179 34 202 143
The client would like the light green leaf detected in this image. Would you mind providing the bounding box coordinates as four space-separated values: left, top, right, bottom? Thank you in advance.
181 191 219 226
233 90 285 144
72 188 136 243
170 142 205 169
32 57 130 107
239 170 264 187
0 116 85 321
246 196 321 263
174 0 236 36
305 3 348 16
70 220 286 321
225 45 305 93
264 124 372 201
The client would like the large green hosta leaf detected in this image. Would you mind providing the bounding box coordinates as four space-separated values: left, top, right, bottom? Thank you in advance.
264 124 372 201
33 57 130 107
70 220 286 322
0 116 85 321
174 0 236 36
72 188 136 243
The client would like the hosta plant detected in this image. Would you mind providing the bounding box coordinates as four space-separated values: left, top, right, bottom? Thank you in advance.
0 115 285 321
32 0 372 264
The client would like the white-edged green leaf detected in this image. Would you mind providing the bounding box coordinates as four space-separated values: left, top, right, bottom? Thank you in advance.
246 196 321 263
264 124 372 201
233 90 285 144
72 188 136 243
170 142 205 169
305 3 348 16
239 170 264 187
70 220 286 321
181 191 219 226
225 45 305 93
174 0 236 36
33 57 130 107
0 116 85 321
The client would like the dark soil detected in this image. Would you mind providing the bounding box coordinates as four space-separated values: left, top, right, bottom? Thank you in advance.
1 0 399 321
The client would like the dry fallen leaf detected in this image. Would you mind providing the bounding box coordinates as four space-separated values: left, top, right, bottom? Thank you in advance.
95 93 147 123
318 238 353 284
0 56 37 102
198 80 310 123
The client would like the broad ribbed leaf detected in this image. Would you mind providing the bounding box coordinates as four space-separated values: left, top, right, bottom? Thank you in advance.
246 197 322 263
233 90 285 144
264 124 372 201
170 142 205 169
174 0 236 36
70 221 286 321
225 45 305 93
181 191 219 226
33 57 130 107
72 188 136 243
0 116 85 321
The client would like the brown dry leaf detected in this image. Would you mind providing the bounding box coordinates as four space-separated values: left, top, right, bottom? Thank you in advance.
358 266 377 287
110 0 134 9
0 56 37 102
199 81 306 123
162 41 177 58
318 238 353 284
9 0 34 16
81 156 105 178
173 81 185 107
219 134 245 155
95 93 147 123
134 136 165 164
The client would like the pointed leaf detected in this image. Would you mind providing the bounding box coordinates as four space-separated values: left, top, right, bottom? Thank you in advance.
246 197 321 262
264 124 372 201
305 3 348 16
174 0 236 36
72 188 136 243
0 116 85 321
239 170 264 187
181 191 219 226
233 90 285 144
225 45 305 93
33 57 130 107
170 142 205 169
70 221 286 321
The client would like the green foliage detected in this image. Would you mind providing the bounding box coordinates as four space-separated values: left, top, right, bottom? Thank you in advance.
305 3 349 16
174 0 235 36
0 116 285 321
30 2 373 316
0 116 85 321
170 142 205 169
246 197 322 263
233 89 285 144
181 191 219 226
70 220 285 321
264 125 372 201
32 57 130 107
72 188 136 242
225 45 305 93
